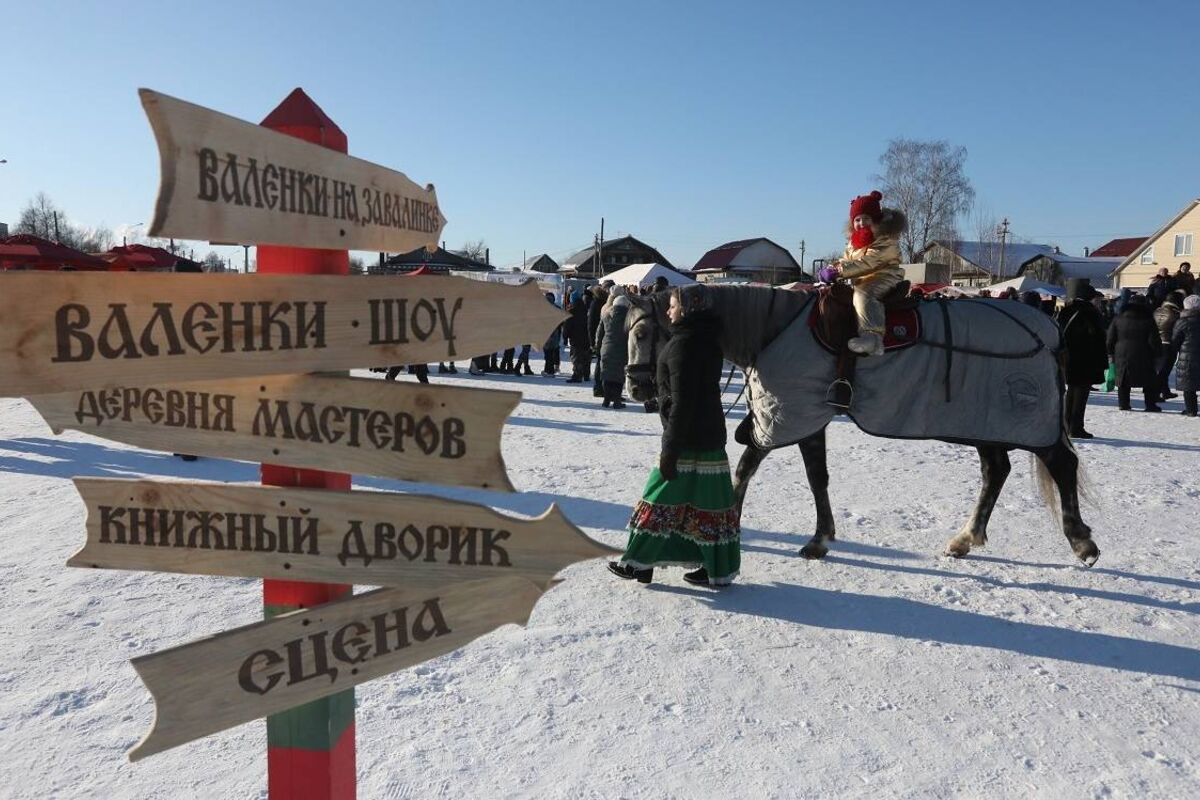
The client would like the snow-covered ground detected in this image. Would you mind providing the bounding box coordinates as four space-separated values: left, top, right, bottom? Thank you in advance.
1 363 1198 799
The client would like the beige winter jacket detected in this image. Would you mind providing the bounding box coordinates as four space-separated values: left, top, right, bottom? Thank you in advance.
839 233 904 282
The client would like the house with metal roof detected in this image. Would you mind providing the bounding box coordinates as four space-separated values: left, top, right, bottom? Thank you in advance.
559 235 675 278
1018 252 1123 289
372 246 494 275
523 253 559 273
921 240 1057 287
692 237 806 284
1089 237 1147 258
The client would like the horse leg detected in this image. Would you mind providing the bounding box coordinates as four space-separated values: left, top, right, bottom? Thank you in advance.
1036 435 1100 566
732 443 769 522
945 445 1011 558
798 428 836 560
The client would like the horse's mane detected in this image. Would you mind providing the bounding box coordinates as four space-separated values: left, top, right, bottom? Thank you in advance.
680 284 811 368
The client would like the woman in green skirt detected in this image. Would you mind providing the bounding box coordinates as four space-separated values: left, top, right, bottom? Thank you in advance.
608 285 741 587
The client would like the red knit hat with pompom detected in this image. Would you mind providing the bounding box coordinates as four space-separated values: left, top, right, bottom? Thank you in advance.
849 190 883 222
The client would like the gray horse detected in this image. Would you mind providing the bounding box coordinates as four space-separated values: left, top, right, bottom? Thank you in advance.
624 284 1099 566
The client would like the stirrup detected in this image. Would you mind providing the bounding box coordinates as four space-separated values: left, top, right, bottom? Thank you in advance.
826 378 854 410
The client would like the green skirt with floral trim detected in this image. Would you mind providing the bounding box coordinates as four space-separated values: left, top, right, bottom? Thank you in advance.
620 449 741 585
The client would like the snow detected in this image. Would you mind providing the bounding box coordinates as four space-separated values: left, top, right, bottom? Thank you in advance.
2 363 1199 798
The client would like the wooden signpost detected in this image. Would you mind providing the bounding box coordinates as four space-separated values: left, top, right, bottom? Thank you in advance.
1 87 602 799
0 271 566 397
141 89 448 253
128 576 546 760
70 479 619 589
30 374 520 491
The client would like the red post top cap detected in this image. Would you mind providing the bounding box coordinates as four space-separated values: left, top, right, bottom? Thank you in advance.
260 88 346 149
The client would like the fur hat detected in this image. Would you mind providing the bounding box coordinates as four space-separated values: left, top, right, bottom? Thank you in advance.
849 190 884 222
613 295 631 309
1185 295 1200 311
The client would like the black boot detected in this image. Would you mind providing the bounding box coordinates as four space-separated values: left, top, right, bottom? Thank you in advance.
682 568 710 586
608 562 652 584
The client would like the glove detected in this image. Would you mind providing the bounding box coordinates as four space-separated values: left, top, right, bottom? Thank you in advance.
818 266 841 284
658 450 679 481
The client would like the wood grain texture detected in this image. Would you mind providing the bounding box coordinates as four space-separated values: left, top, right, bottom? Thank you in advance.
141 88 446 252
0 272 566 397
128 577 546 760
69 478 619 587
30 374 519 490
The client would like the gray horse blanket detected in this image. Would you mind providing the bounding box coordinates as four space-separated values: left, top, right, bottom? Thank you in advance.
746 298 1063 450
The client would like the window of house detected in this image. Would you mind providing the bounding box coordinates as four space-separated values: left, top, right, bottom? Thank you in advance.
1140 246 1154 265
1175 233 1193 257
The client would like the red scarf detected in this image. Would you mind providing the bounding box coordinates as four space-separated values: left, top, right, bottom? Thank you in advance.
850 226 875 250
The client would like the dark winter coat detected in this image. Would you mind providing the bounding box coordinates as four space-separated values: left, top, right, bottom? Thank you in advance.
1170 309 1200 392
594 299 630 384
587 290 607 346
1153 301 1180 344
656 309 726 455
1175 270 1196 296
1147 275 1175 308
1055 300 1108 387
1106 304 1162 387
564 301 590 350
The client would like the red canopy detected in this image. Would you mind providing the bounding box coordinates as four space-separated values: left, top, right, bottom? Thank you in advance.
105 244 180 270
0 234 110 271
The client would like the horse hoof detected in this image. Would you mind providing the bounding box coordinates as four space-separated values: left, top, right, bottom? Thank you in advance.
1072 539 1099 567
970 533 988 548
944 541 971 558
800 542 829 560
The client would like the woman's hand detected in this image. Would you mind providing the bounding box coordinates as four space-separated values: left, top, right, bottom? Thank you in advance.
658 450 679 481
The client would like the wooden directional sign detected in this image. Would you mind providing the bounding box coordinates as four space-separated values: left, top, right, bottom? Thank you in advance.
30 374 519 490
70 479 619 588
128 576 545 760
0 272 565 397
141 88 447 252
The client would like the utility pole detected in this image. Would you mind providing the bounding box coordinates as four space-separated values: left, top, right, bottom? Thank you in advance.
799 239 806 279
598 217 605 277
996 217 1010 281
243 244 250 273
53 211 60 242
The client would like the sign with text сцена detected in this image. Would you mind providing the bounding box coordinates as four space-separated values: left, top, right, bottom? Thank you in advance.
70 478 618 588
29 374 519 491
141 88 447 253
0 272 565 397
128 576 546 760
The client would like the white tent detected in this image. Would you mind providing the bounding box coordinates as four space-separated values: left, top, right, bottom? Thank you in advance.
601 263 695 288
972 275 1065 297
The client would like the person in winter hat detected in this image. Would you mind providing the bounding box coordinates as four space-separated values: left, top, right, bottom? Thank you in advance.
1170 294 1200 416
1153 291 1184 401
820 190 907 356
594 290 631 408
1056 279 1108 438
1174 262 1195 296
564 291 592 382
1147 267 1175 308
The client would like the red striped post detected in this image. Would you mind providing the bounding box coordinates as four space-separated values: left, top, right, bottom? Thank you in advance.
257 89 356 800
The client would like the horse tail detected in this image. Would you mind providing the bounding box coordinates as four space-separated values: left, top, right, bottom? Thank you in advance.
1031 427 1094 517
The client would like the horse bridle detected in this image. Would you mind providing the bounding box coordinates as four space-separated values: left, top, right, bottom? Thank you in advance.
624 303 662 388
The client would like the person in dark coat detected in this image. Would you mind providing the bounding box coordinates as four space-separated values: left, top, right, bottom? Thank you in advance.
1174 262 1195 296
1107 294 1162 412
541 292 562 375
1146 268 1175 308
1153 291 1184 401
608 285 740 587
594 293 631 408
1055 279 1108 438
1170 295 1200 416
588 282 611 396
564 291 591 382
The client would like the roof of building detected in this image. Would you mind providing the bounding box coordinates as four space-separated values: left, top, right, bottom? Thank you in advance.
560 235 674 270
523 253 559 271
927 240 1056 277
1090 237 1147 258
692 237 800 273
378 246 492 274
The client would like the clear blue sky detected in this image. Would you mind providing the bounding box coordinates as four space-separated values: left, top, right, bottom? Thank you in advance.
1 0 1196 269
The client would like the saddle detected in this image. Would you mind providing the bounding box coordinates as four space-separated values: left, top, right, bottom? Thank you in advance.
807 280 921 410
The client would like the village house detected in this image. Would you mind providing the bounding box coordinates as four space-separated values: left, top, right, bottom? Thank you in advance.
1018 251 1123 289
1111 198 1199 289
523 254 559 273
921 240 1056 287
691 237 806 284
1089 237 1147 258
373 246 494 275
559 235 675 278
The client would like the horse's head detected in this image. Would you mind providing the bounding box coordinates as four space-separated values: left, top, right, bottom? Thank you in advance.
624 291 671 402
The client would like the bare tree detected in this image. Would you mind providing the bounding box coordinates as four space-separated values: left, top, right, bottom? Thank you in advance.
459 239 488 262
201 251 226 272
875 139 975 262
15 192 63 240
348 256 365 275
